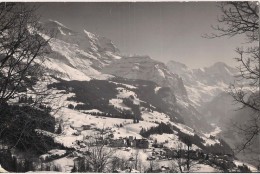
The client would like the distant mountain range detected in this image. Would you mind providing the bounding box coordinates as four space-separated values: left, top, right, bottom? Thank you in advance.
167 60 238 108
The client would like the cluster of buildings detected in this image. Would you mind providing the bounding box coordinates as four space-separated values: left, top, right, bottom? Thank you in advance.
110 136 149 149
205 153 235 170
70 124 238 172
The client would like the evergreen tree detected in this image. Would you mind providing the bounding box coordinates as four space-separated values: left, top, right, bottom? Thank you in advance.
56 123 62 134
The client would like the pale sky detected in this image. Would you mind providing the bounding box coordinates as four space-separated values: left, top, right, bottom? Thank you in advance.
35 2 250 68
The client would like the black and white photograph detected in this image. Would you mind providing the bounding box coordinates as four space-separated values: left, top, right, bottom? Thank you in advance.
0 1 259 173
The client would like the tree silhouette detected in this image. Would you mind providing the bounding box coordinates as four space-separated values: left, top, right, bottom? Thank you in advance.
206 1 259 157
0 3 52 105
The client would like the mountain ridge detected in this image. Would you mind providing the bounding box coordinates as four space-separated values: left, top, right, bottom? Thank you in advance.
167 60 238 108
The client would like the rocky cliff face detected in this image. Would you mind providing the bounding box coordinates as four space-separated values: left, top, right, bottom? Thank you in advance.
167 60 238 108
102 56 187 98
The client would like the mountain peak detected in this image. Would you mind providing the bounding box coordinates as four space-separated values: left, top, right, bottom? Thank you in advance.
206 61 237 75
83 29 97 40
166 60 238 107
48 19 70 29
166 60 190 76
168 60 188 68
43 19 75 36
210 61 229 68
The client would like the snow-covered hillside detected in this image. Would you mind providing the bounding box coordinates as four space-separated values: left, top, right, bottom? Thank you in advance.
48 77 228 147
38 77 239 172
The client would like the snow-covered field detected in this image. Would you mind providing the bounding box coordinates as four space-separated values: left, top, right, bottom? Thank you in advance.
195 164 219 172
109 98 132 110
150 133 200 150
234 160 258 172
142 110 170 123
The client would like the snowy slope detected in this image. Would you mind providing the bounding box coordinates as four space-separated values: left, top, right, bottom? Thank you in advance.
40 20 121 81
0 165 8 173
47 78 223 151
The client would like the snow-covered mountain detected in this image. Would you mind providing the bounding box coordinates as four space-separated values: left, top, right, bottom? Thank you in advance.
41 20 121 81
102 56 187 98
167 60 238 108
